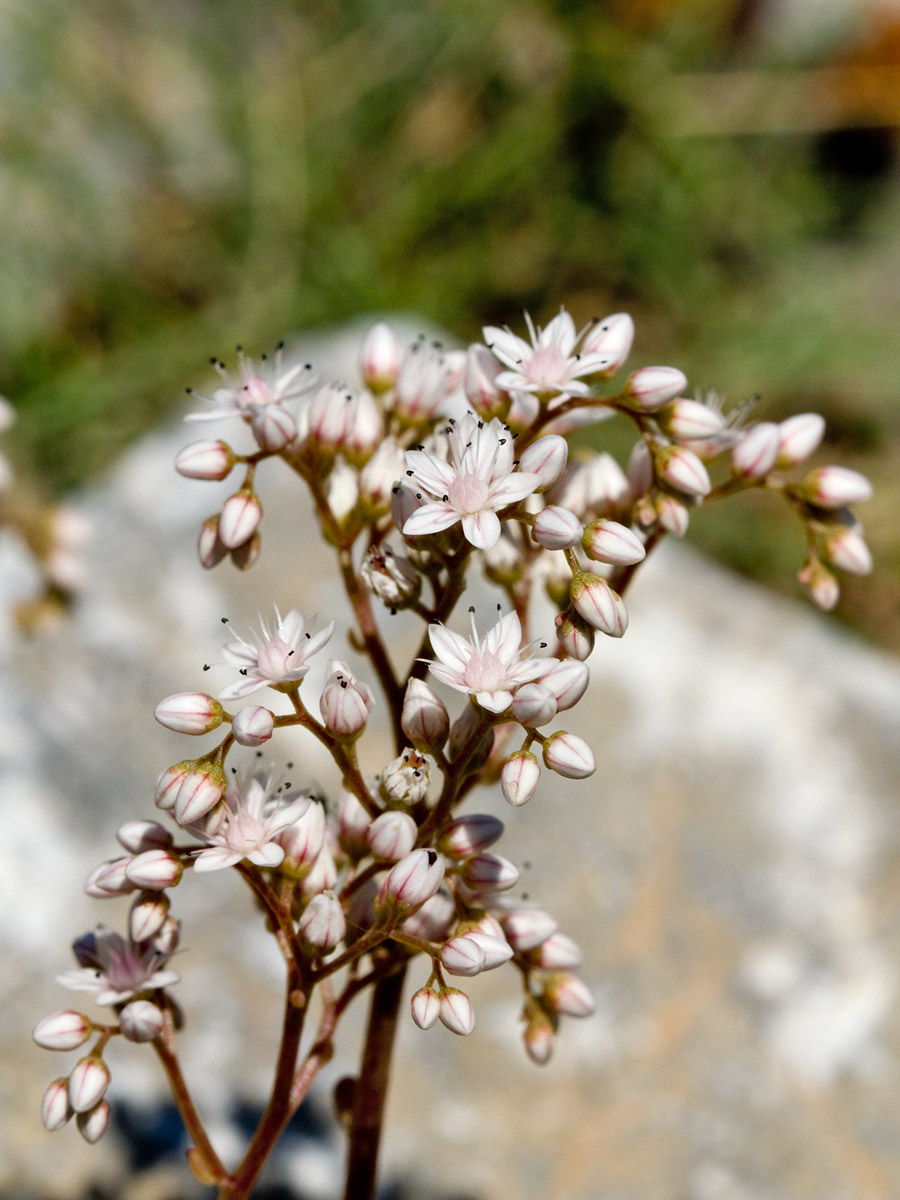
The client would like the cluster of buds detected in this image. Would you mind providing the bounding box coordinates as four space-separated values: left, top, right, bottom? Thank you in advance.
35 309 872 1196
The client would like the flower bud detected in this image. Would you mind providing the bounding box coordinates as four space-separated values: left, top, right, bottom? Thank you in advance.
731 422 780 480
301 848 338 898
150 915 182 956
656 445 711 497
519 435 568 491
533 505 582 550
231 705 275 747
125 849 184 891
655 494 689 537
85 857 138 898
218 488 263 550
411 986 441 1030
460 852 519 892
298 890 347 952
580 312 634 376
500 750 541 807
464 344 507 420
528 931 584 969
33 1011 93 1052
466 928 514 969
68 1056 111 1114
116 820 173 854
401 885 456 942
173 761 226 825
542 970 596 1017
394 341 456 423
523 1004 556 1064
358 437 406 513
441 935 486 977
154 761 192 811
797 466 873 509
823 526 873 576
76 1100 110 1144
657 399 726 441
401 678 450 752
344 391 385 465
439 813 504 860
542 731 596 779
627 439 653 496
571 574 628 638
175 439 235 481
278 798 327 871
361 322 402 392
538 658 589 712
777 412 825 466
154 692 226 736
447 704 495 768
439 988 475 1036
120 1000 165 1043
511 683 557 728
582 519 646 566
499 908 558 952
554 610 595 661
337 789 374 859
798 559 840 610
250 404 296 452
41 1079 73 1132
230 531 262 571
379 749 430 807
320 661 375 738
129 890 171 942
390 481 425 533
379 849 445 912
197 515 228 569
368 811 418 862
623 366 687 412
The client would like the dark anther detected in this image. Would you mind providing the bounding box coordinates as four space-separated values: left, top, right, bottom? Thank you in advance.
406 470 415 476
203 664 210 671
426 850 437 865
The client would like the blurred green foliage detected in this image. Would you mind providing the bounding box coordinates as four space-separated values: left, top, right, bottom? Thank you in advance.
0 0 897 643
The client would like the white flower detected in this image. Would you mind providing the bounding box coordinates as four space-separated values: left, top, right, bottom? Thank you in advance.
57 925 179 1006
402 413 540 550
191 770 311 872
483 308 612 401
427 610 548 714
219 606 335 700
185 345 316 423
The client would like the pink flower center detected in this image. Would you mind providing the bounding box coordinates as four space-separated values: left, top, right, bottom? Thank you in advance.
463 649 507 693
525 345 570 388
224 812 267 853
241 375 275 409
448 474 490 514
256 636 296 678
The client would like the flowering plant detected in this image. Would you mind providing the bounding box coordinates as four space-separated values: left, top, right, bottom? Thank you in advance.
32 310 872 1198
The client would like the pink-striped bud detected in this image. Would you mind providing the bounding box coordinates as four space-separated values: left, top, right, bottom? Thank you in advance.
533 505 582 550
580 312 634 376
250 404 296 452
125 849 184 891
554 610 595 661
154 692 225 736
623 366 687 412
731 422 780 479
542 970 595 1017
655 494 689 536
571 574 628 638
464 344 508 420
460 852 519 892
230 531 261 571
797 466 873 509
401 886 456 943
298 890 347 952
68 1057 110 1114
657 399 726 441
120 1000 164 1043
823 526 872 576
512 683 557 728
320 660 375 738
301 848 338 898
41 1079 73 1131
627 439 653 496
538 658 590 711
380 848 445 912
359 438 406 513
175 439 235 481
499 908 558 953
523 1005 556 1064
344 391 384 465
278 798 327 871
656 445 711 497
411 986 441 1030
501 750 541 807
231 705 275 747
777 412 825 466
307 382 353 452
76 1100 110 1144
33 1011 93 1052
85 857 138 898
798 559 839 610
439 988 475 1036
150 915 182 957
439 813 504 860
337 789 373 859
117 820 173 853
542 731 596 779
582 519 646 566
394 342 456 423
361 322 402 393
129 890 170 942
173 761 226 825
368 811 418 862
218 488 263 549
154 762 192 811
467 929 514 969
528 931 584 969
441 935 486 977
401 678 450 752
197 515 228 569
519 435 568 491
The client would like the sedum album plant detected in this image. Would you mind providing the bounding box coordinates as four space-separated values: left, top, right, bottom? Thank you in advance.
33 309 873 1199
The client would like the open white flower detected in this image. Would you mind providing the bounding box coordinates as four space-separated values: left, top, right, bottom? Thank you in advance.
402 413 540 550
483 308 612 401
427 609 548 713
219 607 335 700
185 345 316 423
191 770 311 873
58 925 179 1006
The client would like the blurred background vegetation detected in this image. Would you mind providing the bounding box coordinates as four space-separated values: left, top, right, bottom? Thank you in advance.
1 0 898 645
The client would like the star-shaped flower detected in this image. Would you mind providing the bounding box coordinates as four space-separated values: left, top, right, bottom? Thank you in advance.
427 610 548 713
185 345 316 423
483 308 613 401
219 607 335 701
58 925 179 1006
190 770 311 872
402 413 540 550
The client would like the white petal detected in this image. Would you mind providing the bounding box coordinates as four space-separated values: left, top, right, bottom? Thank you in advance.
405 450 455 493
483 327 531 370
193 848 243 872
488 471 541 508
217 677 266 701
539 310 577 354
484 610 522 660
428 623 473 672
249 843 285 868
279 608 306 645
462 510 501 550
475 690 513 713
403 504 461 537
